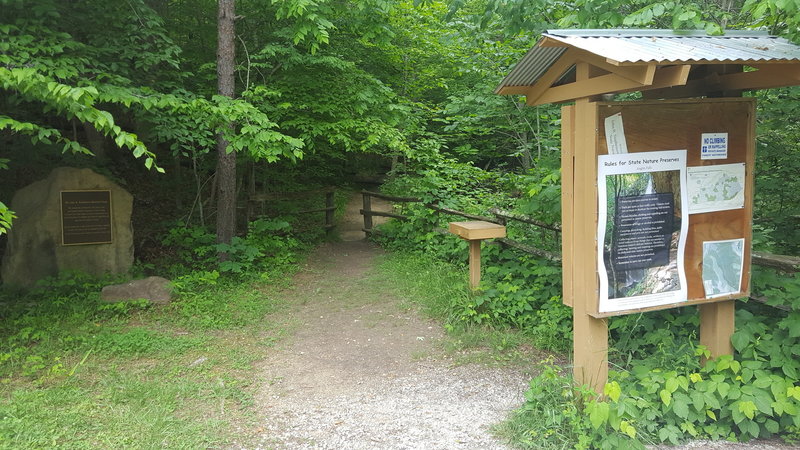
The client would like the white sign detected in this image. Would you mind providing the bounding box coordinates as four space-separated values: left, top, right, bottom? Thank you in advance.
604 113 628 155
702 238 745 298
687 163 746 214
700 133 728 160
597 150 689 313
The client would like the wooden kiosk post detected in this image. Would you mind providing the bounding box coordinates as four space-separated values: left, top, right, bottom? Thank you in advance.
496 29 800 393
449 221 507 290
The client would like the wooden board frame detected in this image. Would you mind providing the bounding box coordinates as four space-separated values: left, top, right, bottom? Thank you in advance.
562 97 755 315
563 97 755 391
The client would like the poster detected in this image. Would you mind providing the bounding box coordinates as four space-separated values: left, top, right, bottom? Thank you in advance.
597 150 689 313
702 238 745 298
604 113 628 155
687 163 745 214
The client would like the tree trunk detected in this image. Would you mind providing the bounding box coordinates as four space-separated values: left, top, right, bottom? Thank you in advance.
215 0 236 258
82 122 107 161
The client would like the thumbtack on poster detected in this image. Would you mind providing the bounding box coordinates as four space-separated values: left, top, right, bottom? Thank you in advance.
700 132 728 160
604 113 628 154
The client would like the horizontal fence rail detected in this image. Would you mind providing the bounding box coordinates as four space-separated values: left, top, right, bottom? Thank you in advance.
360 190 561 262
360 190 798 312
248 187 335 231
750 251 800 312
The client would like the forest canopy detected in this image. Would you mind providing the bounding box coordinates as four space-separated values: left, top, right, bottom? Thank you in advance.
1 0 798 239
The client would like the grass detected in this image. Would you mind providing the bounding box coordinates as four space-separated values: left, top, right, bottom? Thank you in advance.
0 239 559 448
0 266 295 449
372 250 561 368
491 363 590 450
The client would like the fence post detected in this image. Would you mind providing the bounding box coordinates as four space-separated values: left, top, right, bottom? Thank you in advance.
325 190 335 233
362 191 373 232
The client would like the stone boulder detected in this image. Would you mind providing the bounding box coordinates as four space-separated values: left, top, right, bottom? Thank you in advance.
101 276 173 305
1 167 134 288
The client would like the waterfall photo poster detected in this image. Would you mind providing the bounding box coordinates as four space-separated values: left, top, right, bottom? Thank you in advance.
597 150 689 313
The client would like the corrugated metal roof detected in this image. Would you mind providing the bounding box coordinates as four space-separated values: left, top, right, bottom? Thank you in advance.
498 46 567 89
496 29 800 93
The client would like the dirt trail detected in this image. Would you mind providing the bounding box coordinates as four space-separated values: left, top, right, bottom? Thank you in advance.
241 194 530 449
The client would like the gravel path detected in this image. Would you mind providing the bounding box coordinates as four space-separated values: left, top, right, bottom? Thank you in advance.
242 193 531 449
248 239 530 449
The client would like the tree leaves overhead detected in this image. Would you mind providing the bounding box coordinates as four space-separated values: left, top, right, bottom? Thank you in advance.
445 0 800 43
2 0 799 237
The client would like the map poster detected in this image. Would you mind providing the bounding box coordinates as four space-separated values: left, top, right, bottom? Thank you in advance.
702 238 745 298
597 150 689 313
687 163 746 214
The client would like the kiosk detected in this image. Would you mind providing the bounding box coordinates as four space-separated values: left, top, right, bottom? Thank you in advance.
497 29 800 392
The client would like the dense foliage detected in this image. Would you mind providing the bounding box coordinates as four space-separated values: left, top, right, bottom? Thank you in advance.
2 0 800 447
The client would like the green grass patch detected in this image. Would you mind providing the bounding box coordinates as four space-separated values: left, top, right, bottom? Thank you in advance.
373 250 560 367
0 248 301 448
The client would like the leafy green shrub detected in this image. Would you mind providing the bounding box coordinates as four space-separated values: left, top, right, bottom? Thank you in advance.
161 223 217 271
605 352 800 445
378 157 566 334
504 354 800 449
217 218 299 274
161 218 300 275
609 308 700 372
498 362 641 449
385 155 508 207
514 165 561 226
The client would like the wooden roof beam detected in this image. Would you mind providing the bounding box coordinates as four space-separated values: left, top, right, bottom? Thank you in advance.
575 50 657 85
722 64 800 90
530 65 691 106
643 63 800 98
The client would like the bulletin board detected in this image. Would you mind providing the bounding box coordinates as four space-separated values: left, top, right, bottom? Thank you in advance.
562 97 755 318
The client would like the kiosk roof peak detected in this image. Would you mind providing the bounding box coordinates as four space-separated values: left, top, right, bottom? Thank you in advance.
497 29 800 103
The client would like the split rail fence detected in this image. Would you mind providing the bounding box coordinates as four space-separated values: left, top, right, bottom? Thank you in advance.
360 190 560 261
360 190 799 312
247 187 336 232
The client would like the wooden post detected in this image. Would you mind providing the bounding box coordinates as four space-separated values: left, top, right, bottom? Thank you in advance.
362 191 373 232
448 221 506 291
469 240 481 290
570 63 608 394
325 190 334 233
699 301 735 360
561 104 575 308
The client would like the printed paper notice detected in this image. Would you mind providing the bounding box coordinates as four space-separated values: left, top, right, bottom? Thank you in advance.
701 133 728 160
687 163 745 214
605 113 628 154
702 238 745 298
597 150 689 313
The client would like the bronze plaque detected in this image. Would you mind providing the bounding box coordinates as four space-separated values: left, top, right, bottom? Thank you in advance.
61 190 113 245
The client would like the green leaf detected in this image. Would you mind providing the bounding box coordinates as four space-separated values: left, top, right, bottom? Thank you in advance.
660 389 672 407
717 382 730 399
740 418 760 438
738 400 757 420
604 381 621 402
588 401 610 429
620 420 636 439
673 397 690 419
787 386 800 401
665 377 679 393
690 391 705 411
